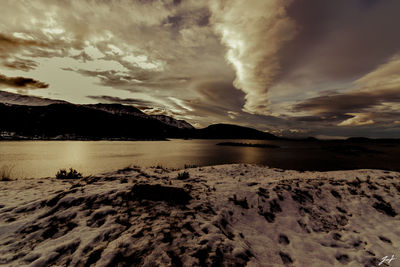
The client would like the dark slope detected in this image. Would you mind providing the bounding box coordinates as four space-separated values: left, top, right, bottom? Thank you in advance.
0 103 193 139
85 103 145 116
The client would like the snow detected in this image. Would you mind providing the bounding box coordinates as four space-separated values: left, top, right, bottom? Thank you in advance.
0 164 399 266
151 115 194 129
0 91 66 106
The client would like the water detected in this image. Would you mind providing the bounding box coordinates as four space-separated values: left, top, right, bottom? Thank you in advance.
0 139 399 178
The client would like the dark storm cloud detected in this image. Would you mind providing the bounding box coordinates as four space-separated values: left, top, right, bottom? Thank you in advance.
293 88 400 114
0 74 48 89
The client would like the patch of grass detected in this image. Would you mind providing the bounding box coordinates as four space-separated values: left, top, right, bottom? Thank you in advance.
0 165 14 181
56 168 82 180
155 164 164 169
177 171 190 180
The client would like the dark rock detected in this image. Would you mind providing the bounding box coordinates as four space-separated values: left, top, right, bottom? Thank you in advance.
292 189 314 204
278 234 290 245
261 212 275 223
330 190 341 199
279 252 293 264
269 199 282 213
335 254 350 264
379 236 392 244
130 184 192 205
373 202 397 217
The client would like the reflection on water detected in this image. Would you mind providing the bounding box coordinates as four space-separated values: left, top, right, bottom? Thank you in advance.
0 139 399 178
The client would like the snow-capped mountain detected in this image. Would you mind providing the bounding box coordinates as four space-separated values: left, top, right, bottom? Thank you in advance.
0 91 194 130
0 90 67 106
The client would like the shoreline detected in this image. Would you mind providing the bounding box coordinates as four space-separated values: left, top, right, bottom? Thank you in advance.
1 164 400 266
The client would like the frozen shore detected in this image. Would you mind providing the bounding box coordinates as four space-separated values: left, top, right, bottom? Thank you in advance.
0 164 399 266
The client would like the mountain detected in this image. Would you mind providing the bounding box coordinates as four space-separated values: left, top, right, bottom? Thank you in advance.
196 124 278 140
0 90 67 106
0 91 194 130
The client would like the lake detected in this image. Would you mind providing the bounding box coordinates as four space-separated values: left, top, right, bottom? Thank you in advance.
1 139 399 178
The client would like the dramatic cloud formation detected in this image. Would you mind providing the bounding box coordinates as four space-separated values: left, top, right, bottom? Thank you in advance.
210 0 296 114
0 0 400 137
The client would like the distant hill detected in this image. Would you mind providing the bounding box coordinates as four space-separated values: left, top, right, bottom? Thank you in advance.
196 124 278 140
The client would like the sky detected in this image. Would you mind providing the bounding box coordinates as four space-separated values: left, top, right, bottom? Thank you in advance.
1 0 400 138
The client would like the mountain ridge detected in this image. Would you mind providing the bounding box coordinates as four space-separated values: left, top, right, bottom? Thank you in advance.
0 91 277 140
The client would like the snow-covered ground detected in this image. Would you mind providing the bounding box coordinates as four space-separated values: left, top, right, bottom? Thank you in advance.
0 164 399 266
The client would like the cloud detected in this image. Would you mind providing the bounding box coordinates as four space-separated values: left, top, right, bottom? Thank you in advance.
210 0 296 115
87 95 156 107
0 0 233 109
293 55 400 127
3 58 39 71
169 80 288 130
0 33 47 52
209 0 400 121
278 0 400 81
292 88 400 127
193 80 245 110
337 113 375 127
293 88 400 115
0 74 48 89
0 33 49 71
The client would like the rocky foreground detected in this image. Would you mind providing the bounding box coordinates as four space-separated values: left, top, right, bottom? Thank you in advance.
0 164 399 266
